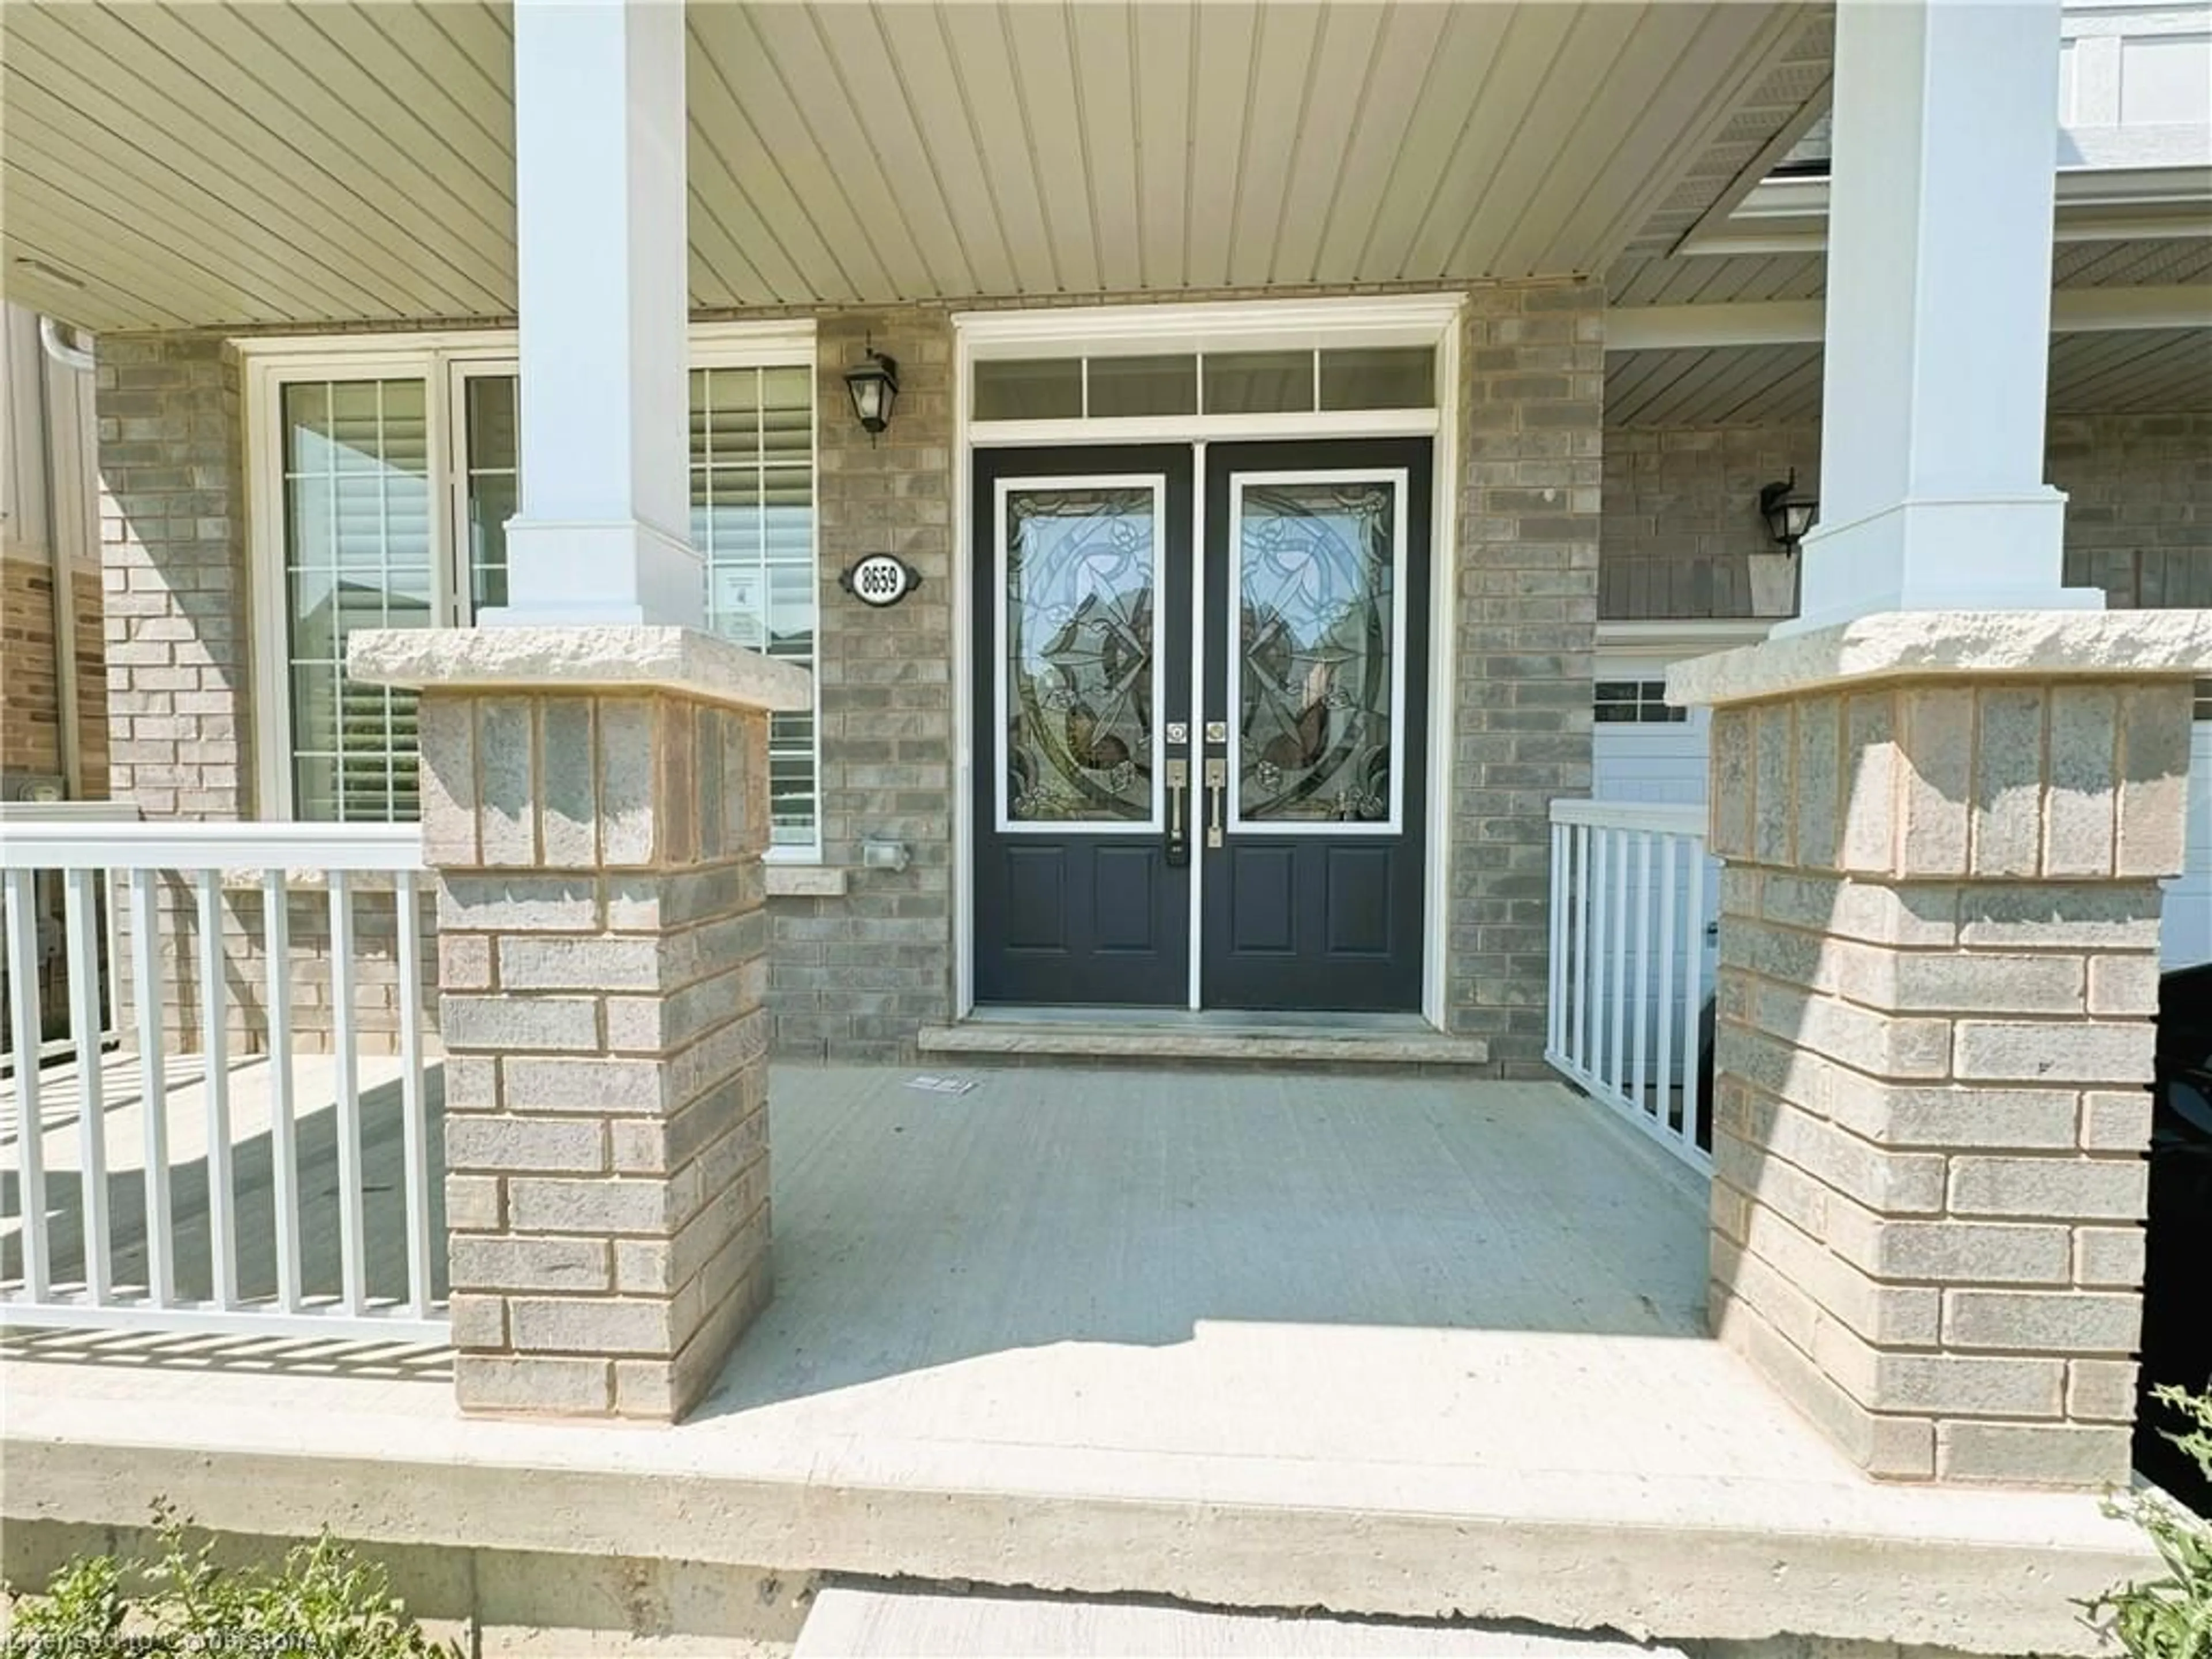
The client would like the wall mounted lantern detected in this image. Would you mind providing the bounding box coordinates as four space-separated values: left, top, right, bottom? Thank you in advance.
844 342 899 441
1758 470 1818 554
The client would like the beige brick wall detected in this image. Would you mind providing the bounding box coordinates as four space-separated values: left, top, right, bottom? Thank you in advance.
96 285 1602 1065
764 310 955 1062
1705 678 2181 1487
1603 412 2211 619
1446 281 1604 1074
94 333 436 1056
419 686 776 1419
99 333 251 817
118 877 440 1060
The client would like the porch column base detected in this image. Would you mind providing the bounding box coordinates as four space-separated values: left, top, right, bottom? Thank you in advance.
480 518 706 632
350 626 810 1421
1672 608 2211 1488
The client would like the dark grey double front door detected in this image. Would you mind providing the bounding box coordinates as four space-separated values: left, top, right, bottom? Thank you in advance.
972 438 1432 1012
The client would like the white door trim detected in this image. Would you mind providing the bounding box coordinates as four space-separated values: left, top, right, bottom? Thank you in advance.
950 292 1465 1026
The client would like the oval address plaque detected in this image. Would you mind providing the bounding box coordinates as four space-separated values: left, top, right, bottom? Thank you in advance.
839 554 922 608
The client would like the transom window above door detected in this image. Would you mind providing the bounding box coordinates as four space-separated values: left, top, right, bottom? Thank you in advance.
971 346 1437 422
245 327 821 851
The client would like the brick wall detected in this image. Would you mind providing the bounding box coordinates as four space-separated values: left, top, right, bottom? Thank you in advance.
99 332 251 817
126 878 441 1060
1445 281 1605 1075
1703 677 2178 1486
92 333 431 1056
94 289 1607 1066
2052 413 2212 607
1603 413 2211 619
763 311 956 1062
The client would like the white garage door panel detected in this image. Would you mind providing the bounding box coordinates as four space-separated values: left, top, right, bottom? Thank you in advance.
2164 722 2212 970
1592 710 1710 807
1590 712 1718 1080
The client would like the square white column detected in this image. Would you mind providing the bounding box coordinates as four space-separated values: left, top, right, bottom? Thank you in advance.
484 0 704 631
1784 0 2101 634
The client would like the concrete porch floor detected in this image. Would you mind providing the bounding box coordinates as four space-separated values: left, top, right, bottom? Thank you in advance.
2 1062 2150 1654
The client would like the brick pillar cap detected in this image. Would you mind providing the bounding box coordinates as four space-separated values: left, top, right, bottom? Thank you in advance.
1669 609 2212 710
347 625 810 714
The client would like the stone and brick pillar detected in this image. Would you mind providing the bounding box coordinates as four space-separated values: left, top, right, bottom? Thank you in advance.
351 627 809 1421
1673 611 2210 1488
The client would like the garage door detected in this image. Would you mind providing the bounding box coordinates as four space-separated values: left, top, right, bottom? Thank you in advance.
2166 718 2212 970
1589 671 2212 973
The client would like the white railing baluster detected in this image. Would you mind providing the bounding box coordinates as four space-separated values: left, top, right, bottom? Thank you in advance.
5 870 52 1300
1588 827 1608 1083
196 872 238 1308
328 870 366 1315
395 872 431 1319
127 873 176 1306
1571 822 1591 1074
62 870 111 1301
1547 820 1567 1059
1655 834 1678 1145
1547 800 1712 1176
2 819 441 1342
1607 828 1628 1099
1631 830 1652 1122
1682 847 1709 1160
263 871 302 1313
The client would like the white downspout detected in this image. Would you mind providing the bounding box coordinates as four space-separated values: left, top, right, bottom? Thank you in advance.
36 317 94 799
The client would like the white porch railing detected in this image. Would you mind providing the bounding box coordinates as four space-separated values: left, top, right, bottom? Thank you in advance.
1547 800 1717 1174
1 820 444 1342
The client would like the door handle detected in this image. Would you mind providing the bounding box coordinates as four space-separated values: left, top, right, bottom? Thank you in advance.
1204 759 1226 849
1165 759 1190 868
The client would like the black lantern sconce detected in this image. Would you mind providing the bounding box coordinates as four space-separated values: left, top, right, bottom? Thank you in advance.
844 340 899 442
1758 470 1818 554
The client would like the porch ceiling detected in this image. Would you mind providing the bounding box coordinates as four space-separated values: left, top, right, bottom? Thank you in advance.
1608 236 2212 309
1607 326 2212 426
1 1 1825 334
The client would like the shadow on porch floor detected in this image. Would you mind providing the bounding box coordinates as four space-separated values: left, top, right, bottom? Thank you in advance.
1 1063 2149 1654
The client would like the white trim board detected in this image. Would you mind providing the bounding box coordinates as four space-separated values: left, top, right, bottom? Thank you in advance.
950 291 1465 1028
1606 285 2212 351
240 320 824 857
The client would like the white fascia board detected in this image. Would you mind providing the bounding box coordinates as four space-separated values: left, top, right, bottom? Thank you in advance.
1607 285 2212 351
1596 619 1775 660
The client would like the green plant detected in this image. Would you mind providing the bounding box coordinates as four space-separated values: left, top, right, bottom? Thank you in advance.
2083 1385 2212 1659
6 1551 125 1654
6 1501 461 1658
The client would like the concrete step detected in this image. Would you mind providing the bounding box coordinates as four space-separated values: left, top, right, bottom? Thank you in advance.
915 1018 1491 1068
795 1586 1685 1658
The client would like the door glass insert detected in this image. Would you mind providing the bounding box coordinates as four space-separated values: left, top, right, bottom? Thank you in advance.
1001 483 1162 827
1230 476 1403 827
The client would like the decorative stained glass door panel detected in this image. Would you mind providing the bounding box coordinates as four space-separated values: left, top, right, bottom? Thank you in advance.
1200 441 1432 1012
972 447 1193 1006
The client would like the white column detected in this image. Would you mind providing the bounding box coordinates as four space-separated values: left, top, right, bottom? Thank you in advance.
485 0 703 630
1783 0 2099 634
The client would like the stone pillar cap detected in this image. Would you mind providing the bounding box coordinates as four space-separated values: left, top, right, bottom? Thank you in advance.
1669 608 2212 708
347 625 811 714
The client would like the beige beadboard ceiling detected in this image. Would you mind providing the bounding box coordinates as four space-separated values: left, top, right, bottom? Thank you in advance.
2 0 1825 332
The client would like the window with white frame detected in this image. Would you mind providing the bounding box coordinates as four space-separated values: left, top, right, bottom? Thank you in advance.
250 329 821 852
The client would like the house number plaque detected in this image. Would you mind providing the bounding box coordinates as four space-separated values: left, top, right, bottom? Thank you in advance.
839 554 922 608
